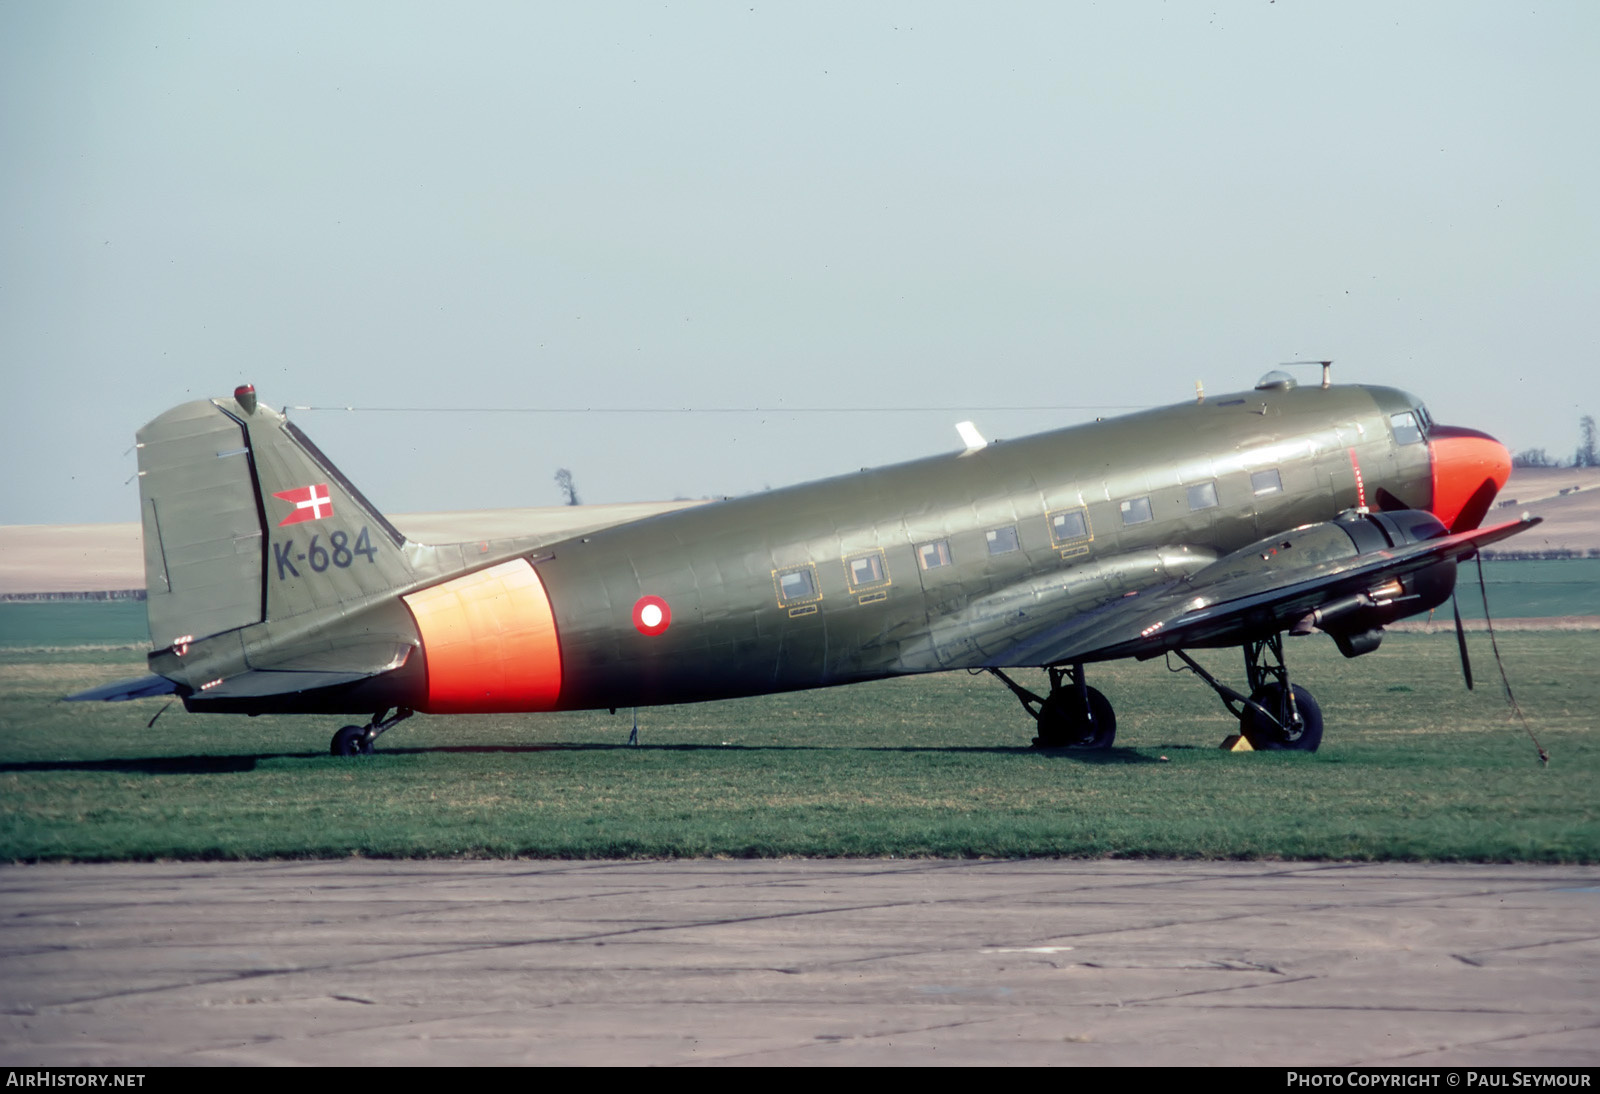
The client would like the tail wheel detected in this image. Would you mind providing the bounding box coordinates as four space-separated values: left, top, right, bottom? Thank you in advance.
1034 686 1117 749
1241 684 1323 752
331 725 374 757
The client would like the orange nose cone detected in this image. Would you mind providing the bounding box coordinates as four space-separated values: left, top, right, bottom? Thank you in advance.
1429 426 1512 532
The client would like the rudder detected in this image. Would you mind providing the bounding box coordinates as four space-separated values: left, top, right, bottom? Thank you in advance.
137 399 266 649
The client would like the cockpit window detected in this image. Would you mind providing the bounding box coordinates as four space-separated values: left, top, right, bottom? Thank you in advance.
1390 411 1424 445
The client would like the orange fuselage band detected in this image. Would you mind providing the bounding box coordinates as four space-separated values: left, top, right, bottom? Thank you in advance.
402 559 563 713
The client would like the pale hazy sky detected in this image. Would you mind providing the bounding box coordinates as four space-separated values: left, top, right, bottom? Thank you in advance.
3 1 1597 524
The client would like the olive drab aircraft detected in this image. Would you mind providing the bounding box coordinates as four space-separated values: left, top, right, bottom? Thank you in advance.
69 368 1536 756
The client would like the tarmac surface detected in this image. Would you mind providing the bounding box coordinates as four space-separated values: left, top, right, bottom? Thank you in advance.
2 859 1598 1067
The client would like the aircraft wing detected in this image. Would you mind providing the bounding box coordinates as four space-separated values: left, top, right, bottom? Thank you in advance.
984 515 1540 669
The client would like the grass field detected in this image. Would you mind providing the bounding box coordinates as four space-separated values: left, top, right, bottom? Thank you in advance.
0 600 148 648
2 627 1594 862
1455 559 1600 618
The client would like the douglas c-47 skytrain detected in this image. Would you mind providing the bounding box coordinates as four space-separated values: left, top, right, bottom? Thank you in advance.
70 368 1535 756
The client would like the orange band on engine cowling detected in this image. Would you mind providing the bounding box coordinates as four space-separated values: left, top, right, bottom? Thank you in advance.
402 559 563 713
1429 427 1512 533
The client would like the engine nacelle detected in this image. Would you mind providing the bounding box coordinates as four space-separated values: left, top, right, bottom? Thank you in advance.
1309 510 1457 656
1201 509 1458 658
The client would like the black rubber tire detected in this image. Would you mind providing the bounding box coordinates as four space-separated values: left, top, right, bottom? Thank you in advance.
1033 686 1117 749
1240 684 1323 752
331 725 374 757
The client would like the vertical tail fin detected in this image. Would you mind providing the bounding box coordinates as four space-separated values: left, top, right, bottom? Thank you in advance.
137 385 416 650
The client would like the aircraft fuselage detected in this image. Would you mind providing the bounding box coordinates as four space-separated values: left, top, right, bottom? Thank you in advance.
391 382 1435 714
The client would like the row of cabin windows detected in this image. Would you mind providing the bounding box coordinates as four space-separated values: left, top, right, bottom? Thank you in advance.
777 550 892 605
1123 469 1281 527
773 467 1285 601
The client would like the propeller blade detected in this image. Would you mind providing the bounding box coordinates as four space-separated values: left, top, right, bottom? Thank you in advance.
1452 592 1473 691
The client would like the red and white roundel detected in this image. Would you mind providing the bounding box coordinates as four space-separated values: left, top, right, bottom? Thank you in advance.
632 595 672 636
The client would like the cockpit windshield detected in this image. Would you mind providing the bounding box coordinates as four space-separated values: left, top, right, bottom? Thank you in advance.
1390 410 1426 445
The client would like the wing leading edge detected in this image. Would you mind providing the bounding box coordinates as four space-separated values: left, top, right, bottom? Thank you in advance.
985 514 1540 669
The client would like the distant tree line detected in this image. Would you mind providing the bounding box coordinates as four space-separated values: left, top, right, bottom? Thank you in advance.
1518 414 1598 468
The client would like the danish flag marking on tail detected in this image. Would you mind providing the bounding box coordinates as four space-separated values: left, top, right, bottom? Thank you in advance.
273 483 334 526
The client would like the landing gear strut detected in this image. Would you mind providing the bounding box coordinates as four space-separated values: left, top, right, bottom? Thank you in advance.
330 707 414 757
1171 633 1323 752
990 664 1117 749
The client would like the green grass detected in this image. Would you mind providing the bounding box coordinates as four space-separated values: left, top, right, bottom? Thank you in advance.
2 631 1594 862
0 601 147 648
1456 559 1600 619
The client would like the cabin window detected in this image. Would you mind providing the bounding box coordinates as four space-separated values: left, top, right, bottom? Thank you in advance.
1391 411 1423 445
774 564 821 605
1187 481 1219 510
1119 497 1153 526
1251 469 1283 496
1048 508 1089 545
844 549 889 591
917 540 952 570
986 526 1020 555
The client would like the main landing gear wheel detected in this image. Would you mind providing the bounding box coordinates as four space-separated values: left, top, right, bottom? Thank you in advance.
1171 633 1326 753
987 665 1117 750
1240 683 1323 752
1034 686 1117 749
331 725 375 757
328 708 414 757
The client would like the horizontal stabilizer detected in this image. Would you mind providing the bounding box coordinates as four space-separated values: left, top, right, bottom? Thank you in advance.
250 640 414 675
193 668 384 699
199 640 416 699
64 675 180 702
